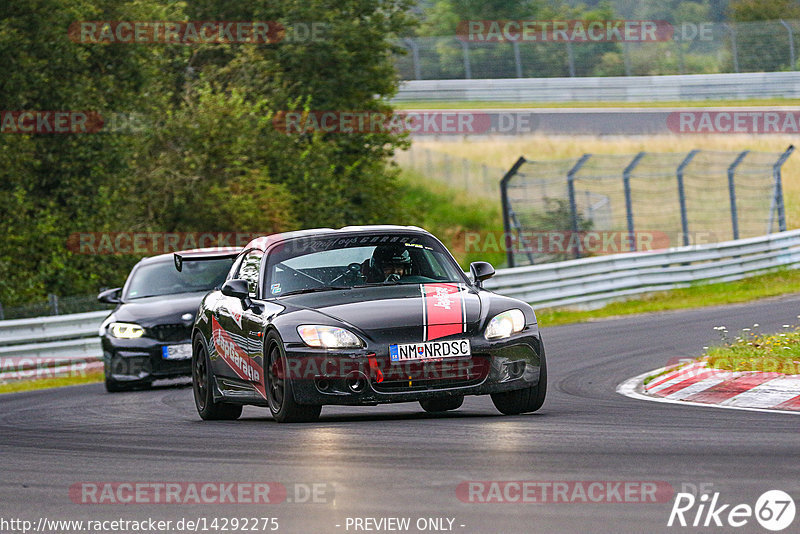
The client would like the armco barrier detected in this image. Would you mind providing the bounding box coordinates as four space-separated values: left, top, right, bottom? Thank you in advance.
394 72 800 102
1 230 799 374
484 229 800 308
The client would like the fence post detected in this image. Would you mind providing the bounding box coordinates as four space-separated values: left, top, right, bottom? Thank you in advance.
48 293 59 316
404 38 422 80
726 24 739 73
513 41 523 78
567 154 592 259
623 42 632 76
500 157 527 268
623 152 645 251
566 41 576 77
780 20 796 70
460 40 472 79
0 301 4 320
727 150 749 240
772 145 794 233
676 150 699 246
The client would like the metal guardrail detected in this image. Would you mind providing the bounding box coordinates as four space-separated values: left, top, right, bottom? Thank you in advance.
484 229 800 308
1 230 799 372
0 311 106 379
394 72 800 102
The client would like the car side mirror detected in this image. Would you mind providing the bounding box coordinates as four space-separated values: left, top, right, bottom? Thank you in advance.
469 261 495 288
97 287 122 304
221 279 250 300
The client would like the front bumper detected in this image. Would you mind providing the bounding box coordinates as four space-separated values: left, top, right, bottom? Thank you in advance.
101 335 192 383
285 331 543 406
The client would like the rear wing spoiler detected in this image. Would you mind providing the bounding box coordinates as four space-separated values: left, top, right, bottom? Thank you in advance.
174 249 241 272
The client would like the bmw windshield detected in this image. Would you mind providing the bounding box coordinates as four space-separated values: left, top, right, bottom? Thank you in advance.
124 258 234 300
265 234 466 297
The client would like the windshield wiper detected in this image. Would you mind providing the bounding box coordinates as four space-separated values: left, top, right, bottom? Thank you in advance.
278 286 351 296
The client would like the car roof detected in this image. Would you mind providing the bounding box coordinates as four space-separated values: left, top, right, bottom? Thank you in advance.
139 246 242 265
243 225 429 252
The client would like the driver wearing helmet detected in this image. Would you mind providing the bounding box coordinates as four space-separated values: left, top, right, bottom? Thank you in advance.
367 244 412 282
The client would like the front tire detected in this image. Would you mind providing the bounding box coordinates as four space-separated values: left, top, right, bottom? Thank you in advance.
265 332 321 423
491 356 547 415
193 335 242 421
420 396 464 413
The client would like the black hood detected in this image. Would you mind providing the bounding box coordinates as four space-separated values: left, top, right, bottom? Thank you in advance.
111 291 208 327
278 284 482 341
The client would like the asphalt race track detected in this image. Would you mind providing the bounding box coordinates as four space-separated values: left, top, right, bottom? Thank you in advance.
2 296 800 533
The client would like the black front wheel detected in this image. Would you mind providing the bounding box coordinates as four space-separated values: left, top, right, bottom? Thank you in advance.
265 332 321 423
192 335 242 421
491 357 547 416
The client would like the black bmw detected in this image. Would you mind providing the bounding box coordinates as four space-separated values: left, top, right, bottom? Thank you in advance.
186 226 547 422
98 247 239 392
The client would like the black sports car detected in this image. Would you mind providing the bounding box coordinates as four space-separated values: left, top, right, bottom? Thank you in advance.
185 226 546 422
98 247 239 392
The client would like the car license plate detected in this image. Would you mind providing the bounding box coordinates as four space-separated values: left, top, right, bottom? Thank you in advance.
389 339 471 362
162 344 192 360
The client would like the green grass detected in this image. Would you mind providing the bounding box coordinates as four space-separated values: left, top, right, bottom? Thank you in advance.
393 97 800 110
0 370 104 395
705 328 800 374
537 268 800 327
394 168 506 268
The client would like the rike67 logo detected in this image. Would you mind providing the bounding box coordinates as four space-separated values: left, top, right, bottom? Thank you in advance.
668 489 795 531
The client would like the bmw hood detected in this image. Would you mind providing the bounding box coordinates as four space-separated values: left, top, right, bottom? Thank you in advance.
108 291 209 327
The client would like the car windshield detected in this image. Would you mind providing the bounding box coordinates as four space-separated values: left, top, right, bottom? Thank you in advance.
124 258 234 300
265 234 465 297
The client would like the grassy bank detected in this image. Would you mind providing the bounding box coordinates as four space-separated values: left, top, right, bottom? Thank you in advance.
0 370 104 395
705 327 800 375
537 268 800 327
394 168 506 268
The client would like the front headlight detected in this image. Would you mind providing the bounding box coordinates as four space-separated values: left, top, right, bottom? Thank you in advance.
484 309 526 340
108 322 145 339
297 325 363 349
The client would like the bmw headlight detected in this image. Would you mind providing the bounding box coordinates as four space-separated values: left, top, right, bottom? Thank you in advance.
484 309 526 340
108 322 145 339
297 325 363 348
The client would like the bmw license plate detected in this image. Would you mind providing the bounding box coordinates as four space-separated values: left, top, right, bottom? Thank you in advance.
389 339 471 363
162 343 192 360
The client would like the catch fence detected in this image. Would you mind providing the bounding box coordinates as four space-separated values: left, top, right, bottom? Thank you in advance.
500 146 794 267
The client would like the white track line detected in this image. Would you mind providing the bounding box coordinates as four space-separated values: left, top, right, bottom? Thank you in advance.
617 367 800 416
